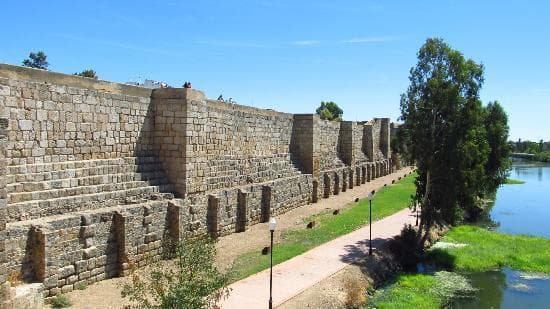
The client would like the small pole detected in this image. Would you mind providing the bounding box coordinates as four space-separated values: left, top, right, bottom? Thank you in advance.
369 198 373 256
415 202 419 226
269 229 274 309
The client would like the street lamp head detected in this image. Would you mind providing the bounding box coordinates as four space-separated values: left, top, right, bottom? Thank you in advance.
368 192 373 201
269 217 277 231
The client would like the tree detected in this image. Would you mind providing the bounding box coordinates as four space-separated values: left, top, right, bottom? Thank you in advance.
74 69 98 79
22 51 49 70
399 38 492 243
483 101 512 193
121 235 230 308
316 101 343 121
525 142 540 154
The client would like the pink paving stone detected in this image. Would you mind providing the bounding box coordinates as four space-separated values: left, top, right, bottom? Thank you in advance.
221 207 415 308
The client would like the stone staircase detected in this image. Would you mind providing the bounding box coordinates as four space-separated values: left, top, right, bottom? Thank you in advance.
206 153 305 190
5 157 177 222
3 156 187 298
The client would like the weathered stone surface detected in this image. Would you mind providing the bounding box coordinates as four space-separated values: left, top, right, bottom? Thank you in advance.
0 64 401 302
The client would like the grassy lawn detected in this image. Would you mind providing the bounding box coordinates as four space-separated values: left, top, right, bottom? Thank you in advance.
504 178 526 184
427 225 550 273
228 173 417 281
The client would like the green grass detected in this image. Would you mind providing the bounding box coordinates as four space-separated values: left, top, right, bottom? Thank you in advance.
428 225 550 273
504 178 525 184
228 173 417 281
369 271 477 308
369 273 440 309
373 226 550 308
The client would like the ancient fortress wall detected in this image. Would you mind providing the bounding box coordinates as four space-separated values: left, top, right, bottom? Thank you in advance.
0 63 399 302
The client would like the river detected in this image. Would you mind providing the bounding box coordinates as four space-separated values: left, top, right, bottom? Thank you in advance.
453 162 550 308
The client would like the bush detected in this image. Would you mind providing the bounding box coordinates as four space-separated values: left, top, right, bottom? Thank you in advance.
50 294 72 308
388 224 420 271
534 151 550 162
121 235 230 308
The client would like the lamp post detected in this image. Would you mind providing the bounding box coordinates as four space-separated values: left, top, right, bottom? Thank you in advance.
415 202 419 226
368 192 373 256
268 217 277 309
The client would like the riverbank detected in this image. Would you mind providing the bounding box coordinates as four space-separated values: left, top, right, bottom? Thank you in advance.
428 225 550 273
369 226 550 308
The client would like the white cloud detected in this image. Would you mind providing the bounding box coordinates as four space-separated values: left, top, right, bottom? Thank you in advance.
291 40 321 46
341 36 398 44
196 40 269 48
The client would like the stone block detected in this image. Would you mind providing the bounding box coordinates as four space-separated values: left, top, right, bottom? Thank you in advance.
82 247 99 259
80 225 95 238
58 265 75 279
144 233 156 244
18 120 33 131
142 215 153 225
78 271 91 280
61 285 73 293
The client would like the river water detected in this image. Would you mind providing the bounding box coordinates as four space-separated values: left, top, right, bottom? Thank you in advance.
453 162 550 308
490 162 550 237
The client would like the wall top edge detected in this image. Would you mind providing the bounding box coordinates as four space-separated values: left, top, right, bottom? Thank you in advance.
0 63 153 98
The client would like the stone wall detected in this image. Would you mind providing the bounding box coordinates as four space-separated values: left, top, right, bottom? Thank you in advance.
0 117 8 300
3 200 183 297
0 64 401 302
151 89 188 197
0 64 155 166
197 100 297 192
318 119 345 170
353 123 369 163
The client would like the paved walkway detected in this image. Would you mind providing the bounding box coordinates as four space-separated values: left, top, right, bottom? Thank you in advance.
221 204 415 308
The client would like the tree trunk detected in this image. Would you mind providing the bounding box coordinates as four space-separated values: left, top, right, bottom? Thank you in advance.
417 168 431 247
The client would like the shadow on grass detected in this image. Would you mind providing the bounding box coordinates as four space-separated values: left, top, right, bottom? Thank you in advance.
424 248 457 271
337 233 459 289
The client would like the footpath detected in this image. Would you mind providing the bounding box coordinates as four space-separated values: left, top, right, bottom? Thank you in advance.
221 192 415 308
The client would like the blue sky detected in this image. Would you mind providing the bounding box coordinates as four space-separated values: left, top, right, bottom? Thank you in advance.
1 0 549 140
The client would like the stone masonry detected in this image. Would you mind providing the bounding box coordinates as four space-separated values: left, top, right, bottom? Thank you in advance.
0 63 401 304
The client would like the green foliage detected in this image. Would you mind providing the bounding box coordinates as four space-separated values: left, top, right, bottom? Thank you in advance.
75 282 87 290
230 174 417 281
316 101 343 121
399 38 510 238
50 294 72 308
504 178 525 184
388 224 420 271
514 140 540 153
74 69 98 79
22 51 49 70
121 235 230 309
427 225 550 273
526 143 540 154
484 101 512 192
534 150 550 162
369 271 475 308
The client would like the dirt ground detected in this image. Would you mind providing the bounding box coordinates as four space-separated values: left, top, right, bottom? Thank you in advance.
60 167 413 309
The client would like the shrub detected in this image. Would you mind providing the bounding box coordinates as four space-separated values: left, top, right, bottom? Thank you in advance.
388 224 420 271
121 235 230 308
534 150 550 162
50 294 72 308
